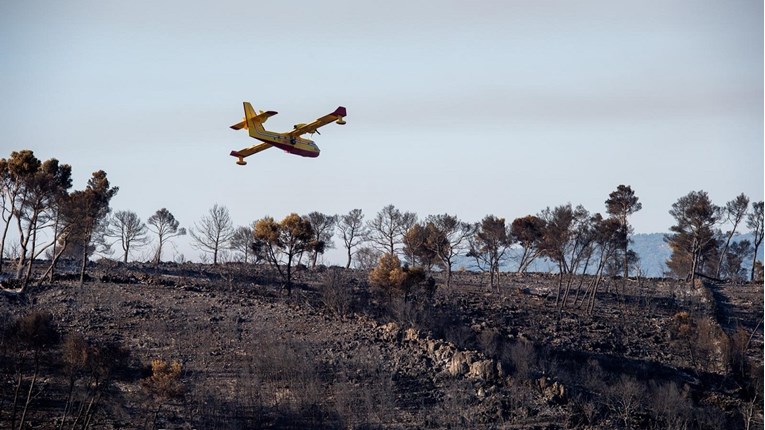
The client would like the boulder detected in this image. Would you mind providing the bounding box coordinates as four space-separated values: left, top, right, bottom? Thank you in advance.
425 339 440 354
537 376 566 403
447 351 476 376
432 343 456 364
467 359 496 381
403 327 420 342
379 322 400 341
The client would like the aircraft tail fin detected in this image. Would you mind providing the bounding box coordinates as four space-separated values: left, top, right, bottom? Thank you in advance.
230 102 277 134
243 102 260 131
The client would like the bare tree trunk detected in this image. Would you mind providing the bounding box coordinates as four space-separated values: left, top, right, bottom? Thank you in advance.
18 364 39 429
152 403 162 430
690 247 699 287
21 223 39 291
554 269 564 307
311 251 318 269
0 211 14 273
446 260 453 288
751 254 757 281
623 242 629 279
79 243 88 287
751 239 762 281
516 248 529 274
689 236 708 286
587 264 606 315
489 259 498 291
82 391 100 430
50 216 59 271
742 388 759 430
560 273 574 310
71 377 99 430
285 256 293 295
572 272 588 305
22 257 34 292
59 377 77 430
14 214 28 279
11 368 23 430
41 237 68 284
575 276 596 308
153 240 163 266
70 398 87 430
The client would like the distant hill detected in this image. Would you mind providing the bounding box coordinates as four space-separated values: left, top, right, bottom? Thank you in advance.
629 233 671 277
455 232 763 278
631 232 763 277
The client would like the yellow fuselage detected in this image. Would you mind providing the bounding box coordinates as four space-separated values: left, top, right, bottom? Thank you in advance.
249 129 320 158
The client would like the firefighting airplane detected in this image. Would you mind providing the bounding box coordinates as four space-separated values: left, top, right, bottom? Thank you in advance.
229 102 347 165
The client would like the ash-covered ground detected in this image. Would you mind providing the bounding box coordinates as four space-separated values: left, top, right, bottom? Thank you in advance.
1 261 762 429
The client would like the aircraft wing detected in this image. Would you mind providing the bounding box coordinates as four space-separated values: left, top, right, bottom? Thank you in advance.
287 106 347 137
230 142 272 159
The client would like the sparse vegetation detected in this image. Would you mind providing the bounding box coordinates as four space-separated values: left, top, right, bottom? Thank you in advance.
0 149 762 428
366 204 417 256
147 208 187 265
103 210 149 263
142 358 184 427
189 204 234 265
252 213 316 295
337 208 368 269
467 215 513 290
0 259 760 428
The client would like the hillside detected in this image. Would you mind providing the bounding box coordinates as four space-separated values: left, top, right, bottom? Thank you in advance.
0 262 762 429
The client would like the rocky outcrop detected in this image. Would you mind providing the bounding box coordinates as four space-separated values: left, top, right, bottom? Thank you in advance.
447 350 477 376
468 359 498 381
376 323 501 384
537 376 566 404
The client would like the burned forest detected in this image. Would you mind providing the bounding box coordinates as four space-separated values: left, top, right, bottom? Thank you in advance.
1 149 763 428
0 260 762 429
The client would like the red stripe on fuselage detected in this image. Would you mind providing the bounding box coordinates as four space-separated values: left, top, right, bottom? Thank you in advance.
270 142 319 158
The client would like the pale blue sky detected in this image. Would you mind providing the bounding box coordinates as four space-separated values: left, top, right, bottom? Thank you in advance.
1 1 763 263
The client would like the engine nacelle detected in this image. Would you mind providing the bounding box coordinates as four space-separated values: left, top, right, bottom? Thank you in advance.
294 123 307 129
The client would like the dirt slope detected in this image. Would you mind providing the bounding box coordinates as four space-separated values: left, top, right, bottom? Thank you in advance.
1 262 762 429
